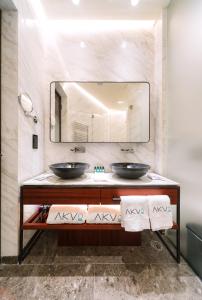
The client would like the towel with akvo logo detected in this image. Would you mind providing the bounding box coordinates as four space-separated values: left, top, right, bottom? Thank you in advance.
46 205 87 224
147 195 173 231
87 205 121 224
120 196 150 232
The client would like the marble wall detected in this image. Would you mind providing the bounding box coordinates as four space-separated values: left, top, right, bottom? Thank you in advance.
17 0 46 249
18 0 45 183
1 11 19 257
1 0 46 256
154 18 164 173
44 25 162 172
1 3 163 257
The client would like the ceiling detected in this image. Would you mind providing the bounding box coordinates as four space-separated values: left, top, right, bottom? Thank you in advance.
40 0 171 20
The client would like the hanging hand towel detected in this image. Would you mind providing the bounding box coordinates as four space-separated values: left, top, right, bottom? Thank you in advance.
120 196 150 232
87 205 121 224
148 195 173 231
46 205 87 224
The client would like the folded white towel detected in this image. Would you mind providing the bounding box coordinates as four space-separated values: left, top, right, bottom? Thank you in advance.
87 205 121 224
46 205 87 224
148 195 173 231
120 196 150 232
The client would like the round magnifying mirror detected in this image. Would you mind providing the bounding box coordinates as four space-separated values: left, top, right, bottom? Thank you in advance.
18 93 33 115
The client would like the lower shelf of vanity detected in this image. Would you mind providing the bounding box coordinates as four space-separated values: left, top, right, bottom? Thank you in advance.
23 210 178 231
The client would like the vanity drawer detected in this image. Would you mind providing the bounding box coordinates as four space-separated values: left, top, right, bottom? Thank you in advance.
22 187 100 204
101 188 179 205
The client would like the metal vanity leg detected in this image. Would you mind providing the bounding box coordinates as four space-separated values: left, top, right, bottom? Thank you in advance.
155 188 181 264
19 192 43 264
19 229 23 264
176 190 181 263
18 191 24 264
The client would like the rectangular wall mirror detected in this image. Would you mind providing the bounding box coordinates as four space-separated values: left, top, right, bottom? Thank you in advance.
50 81 150 143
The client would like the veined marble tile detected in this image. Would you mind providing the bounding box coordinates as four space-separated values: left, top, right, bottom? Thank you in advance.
0 265 94 300
1 0 46 256
1 231 202 300
1 11 19 257
44 27 162 173
94 263 202 300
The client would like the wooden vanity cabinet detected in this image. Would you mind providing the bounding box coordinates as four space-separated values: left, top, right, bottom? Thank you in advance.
19 184 180 263
22 187 101 204
22 186 178 204
101 187 178 204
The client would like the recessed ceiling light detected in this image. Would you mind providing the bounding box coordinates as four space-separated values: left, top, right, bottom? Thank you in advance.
117 100 124 104
121 41 127 48
80 41 86 48
131 0 140 6
72 0 80 6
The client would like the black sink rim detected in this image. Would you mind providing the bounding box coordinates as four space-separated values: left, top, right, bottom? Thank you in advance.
49 162 90 179
110 162 150 179
50 162 90 170
110 162 150 170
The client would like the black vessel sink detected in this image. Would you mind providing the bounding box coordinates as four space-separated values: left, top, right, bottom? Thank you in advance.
111 163 150 179
49 162 89 179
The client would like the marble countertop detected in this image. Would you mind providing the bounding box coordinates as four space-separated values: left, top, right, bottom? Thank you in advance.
22 172 179 187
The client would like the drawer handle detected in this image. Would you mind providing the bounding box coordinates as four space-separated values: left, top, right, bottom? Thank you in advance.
112 197 121 201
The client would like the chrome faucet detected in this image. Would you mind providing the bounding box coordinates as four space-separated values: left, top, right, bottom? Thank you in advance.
70 146 86 153
121 148 134 153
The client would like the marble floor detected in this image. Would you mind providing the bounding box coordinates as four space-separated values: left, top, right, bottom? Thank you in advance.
0 231 202 300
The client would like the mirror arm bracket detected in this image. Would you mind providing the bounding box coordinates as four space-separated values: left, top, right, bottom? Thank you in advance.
24 112 38 124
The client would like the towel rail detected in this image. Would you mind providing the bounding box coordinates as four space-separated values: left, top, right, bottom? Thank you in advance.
112 197 121 201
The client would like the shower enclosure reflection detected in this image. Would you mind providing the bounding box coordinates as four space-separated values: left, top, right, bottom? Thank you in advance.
50 81 150 143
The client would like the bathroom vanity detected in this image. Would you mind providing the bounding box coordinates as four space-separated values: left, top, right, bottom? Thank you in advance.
19 173 180 263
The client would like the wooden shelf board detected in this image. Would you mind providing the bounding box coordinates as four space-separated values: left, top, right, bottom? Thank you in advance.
23 211 178 231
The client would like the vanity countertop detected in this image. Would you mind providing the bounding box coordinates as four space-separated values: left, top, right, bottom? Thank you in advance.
22 172 179 187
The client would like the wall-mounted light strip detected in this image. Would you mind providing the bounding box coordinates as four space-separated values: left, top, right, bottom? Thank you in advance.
48 20 155 34
24 17 155 33
29 1 154 34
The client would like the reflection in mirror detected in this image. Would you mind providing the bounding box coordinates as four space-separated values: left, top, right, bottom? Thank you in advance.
50 82 150 143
